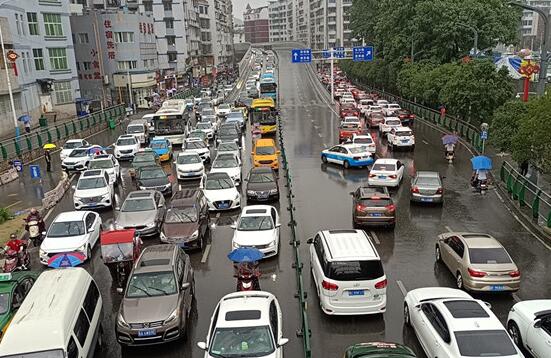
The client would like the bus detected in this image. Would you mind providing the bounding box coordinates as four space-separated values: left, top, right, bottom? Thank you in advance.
250 98 278 135
151 99 189 145
259 75 277 101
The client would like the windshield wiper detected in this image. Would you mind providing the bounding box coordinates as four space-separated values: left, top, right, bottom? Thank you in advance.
131 285 151 297
147 286 171 295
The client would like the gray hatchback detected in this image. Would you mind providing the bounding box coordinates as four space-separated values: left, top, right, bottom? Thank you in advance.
410 171 443 204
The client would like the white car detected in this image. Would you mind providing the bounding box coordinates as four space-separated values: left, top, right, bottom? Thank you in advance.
508 300 551 358
341 115 362 128
59 139 89 161
348 133 376 153
245 80 256 90
72 169 114 210
61 145 104 171
321 144 375 169
357 99 374 112
40 210 102 265
386 126 415 150
368 158 405 187
216 103 232 117
216 141 241 159
231 205 280 258
210 153 242 185
201 172 241 211
88 154 120 185
197 291 288 358
114 134 140 160
378 117 402 136
365 105 383 116
175 152 204 180
183 139 211 163
376 99 389 106
340 97 356 106
196 121 215 139
404 287 523 358
383 103 401 116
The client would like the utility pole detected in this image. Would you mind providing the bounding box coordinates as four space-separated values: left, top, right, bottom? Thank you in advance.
0 16 19 137
330 48 334 102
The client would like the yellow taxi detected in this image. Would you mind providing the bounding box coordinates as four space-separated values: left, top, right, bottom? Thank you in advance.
252 138 280 170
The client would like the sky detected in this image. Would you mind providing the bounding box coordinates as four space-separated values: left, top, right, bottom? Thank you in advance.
233 0 268 20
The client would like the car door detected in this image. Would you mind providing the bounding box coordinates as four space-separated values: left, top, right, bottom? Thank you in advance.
199 194 209 237
527 316 551 358
88 213 100 246
271 207 279 243
269 299 282 356
326 146 340 164
310 234 325 290
448 237 465 276
396 161 404 180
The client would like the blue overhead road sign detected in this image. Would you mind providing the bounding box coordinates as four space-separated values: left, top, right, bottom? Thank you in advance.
291 49 312 63
352 46 374 62
333 47 345 59
322 49 330 59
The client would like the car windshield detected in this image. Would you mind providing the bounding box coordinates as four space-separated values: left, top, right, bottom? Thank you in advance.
205 177 234 190
238 215 274 231
202 109 215 116
127 125 143 134
48 221 85 237
165 207 197 223
219 104 230 110
227 113 243 120
327 260 384 281
126 271 177 298
213 157 238 168
189 131 205 138
64 141 82 149
469 248 512 264
133 153 156 162
117 138 136 146
186 141 207 150
0 293 9 315
197 122 211 129
341 123 359 129
218 143 238 152
386 120 401 126
416 176 440 186
150 142 167 149
139 168 166 179
455 330 517 357
177 154 201 164
210 326 275 357
89 159 113 169
121 198 155 212
69 149 88 158
370 106 382 111
219 127 238 136
396 131 412 137
354 137 373 144
348 146 369 154
255 146 275 155
77 177 106 190
249 172 274 183
372 163 396 171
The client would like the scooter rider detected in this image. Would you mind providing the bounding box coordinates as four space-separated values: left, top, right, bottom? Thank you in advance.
4 233 27 268
444 142 455 157
25 208 45 233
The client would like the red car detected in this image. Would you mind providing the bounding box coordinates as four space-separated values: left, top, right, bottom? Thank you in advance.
339 104 360 118
339 123 362 143
395 109 416 127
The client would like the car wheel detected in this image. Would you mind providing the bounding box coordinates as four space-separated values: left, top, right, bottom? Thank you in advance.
435 245 442 262
404 303 411 326
343 160 350 169
456 272 464 290
508 321 522 348
321 155 327 163
87 245 92 262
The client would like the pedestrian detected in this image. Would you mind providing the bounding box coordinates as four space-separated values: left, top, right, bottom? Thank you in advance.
44 149 51 172
439 105 446 120
24 121 31 134
519 160 529 176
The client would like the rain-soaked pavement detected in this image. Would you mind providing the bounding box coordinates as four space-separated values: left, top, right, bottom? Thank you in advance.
4 48 551 358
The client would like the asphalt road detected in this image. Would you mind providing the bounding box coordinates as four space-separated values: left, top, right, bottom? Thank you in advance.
16 48 551 358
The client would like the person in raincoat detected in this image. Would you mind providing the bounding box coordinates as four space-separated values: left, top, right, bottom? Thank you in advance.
44 149 52 172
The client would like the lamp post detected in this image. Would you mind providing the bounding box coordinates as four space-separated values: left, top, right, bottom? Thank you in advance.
509 2 549 96
457 22 478 56
0 0 20 137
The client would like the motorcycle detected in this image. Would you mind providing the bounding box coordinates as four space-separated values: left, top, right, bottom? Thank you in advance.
445 151 455 164
25 219 45 247
0 245 30 273
235 263 261 291
100 229 142 293
478 179 488 195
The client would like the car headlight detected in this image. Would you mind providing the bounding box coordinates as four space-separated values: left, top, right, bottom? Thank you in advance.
190 230 199 239
117 312 130 328
269 189 278 194
163 307 180 325
146 221 156 228
139 186 146 190
39 249 46 257
77 243 87 252
247 190 255 195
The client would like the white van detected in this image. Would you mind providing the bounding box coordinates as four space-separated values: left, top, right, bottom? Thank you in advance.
0 268 103 358
126 119 149 144
141 113 156 136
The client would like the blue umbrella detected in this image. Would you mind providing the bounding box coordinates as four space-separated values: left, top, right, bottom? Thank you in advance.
442 134 459 145
471 156 492 170
227 247 264 263
17 115 31 124
47 252 86 268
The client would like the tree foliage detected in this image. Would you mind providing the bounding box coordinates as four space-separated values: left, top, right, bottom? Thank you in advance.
489 100 528 152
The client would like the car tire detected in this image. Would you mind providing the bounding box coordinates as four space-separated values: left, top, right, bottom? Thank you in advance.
343 160 350 169
508 321 522 348
404 303 411 326
435 245 442 262
321 155 327 163
456 272 464 290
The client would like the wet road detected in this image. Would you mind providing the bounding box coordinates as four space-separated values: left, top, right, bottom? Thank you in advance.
15 47 551 358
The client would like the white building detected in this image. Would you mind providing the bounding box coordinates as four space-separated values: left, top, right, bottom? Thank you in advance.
233 16 245 44
268 0 292 42
519 1 551 51
308 0 357 50
208 0 234 67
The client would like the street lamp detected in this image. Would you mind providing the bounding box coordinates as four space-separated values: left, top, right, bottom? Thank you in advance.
509 1 549 96
457 22 478 57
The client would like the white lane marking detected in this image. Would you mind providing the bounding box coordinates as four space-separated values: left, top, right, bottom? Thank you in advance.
201 244 212 263
422 140 429 145
445 225 453 232
370 230 380 244
8 193 17 197
317 132 322 137
512 293 521 303
396 280 408 296
313 125 319 129
494 189 505 203
6 201 21 209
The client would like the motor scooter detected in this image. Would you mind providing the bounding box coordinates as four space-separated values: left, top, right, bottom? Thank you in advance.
235 264 261 291
445 151 455 164
25 219 45 247
478 179 488 195
0 245 30 272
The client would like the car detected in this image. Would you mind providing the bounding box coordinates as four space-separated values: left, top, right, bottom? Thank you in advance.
368 159 405 187
387 126 415 150
245 167 279 202
0 271 39 338
339 122 362 143
507 299 551 358
199 108 216 123
344 342 416 358
366 112 385 128
88 154 120 185
200 172 241 211
340 97 357 107
129 149 159 178
321 144 375 169
72 169 114 210
348 133 376 153
126 119 149 145
40 211 102 264
61 145 104 171
231 206 280 258
116 244 194 346
383 103 401 116
378 117 402 137
197 291 288 357
114 190 165 236
376 99 389 107
364 105 383 117
183 139 210 162
307 229 387 315
404 287 523 358
184 98 194 111
187 130 209 146
174 152 204 181
216 123 242 147
216 103 232 118
357 99 374 113
410 171 444 204
136 165 173 196
195 121 215 140
395 108 416 127
59 139 89 161
160 189 209 249
252 138 280 170
225 111 245 128
223 85 233 95
149 137 173 162
341 116 362 129
216 141 240 159
339 104 360 118
247 87 259 98
435 232 520 292
114 134 140 160
351 186 395 229
210 153 242 185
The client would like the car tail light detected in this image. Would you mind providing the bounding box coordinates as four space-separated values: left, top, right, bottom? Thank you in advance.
468 268 487 278
509 270 521 278
375 279 387 289
322 280 339 291
385 204 395 212
411 186 419 193
411 114 416 118
436 187 443 194
369 174 376 178
389 174 397 179
355 204 367 212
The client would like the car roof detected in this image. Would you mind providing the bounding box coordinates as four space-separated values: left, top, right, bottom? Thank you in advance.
358 186 390 198
90 154 113 160
207 172 231 180
417 171 439 178
241 205 273 217
453 233 502 248
118 134 135 139
373 158 398 164
216 291 274 328
53 210 88 222
80 169 105 178
384 117 400 121
126 190 155 199
394 126 411 132
65 139 85 143
177 151 200 157
255 138 276 146
433 298 503 333
320 230 379 261
170 189 201 207
135 245 177 274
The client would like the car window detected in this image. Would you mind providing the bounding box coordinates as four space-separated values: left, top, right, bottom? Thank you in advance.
449 237 465 258
209 305 220 339
326 260 384 281
83 281 100 321
85 213 95 230
73 309 90 346
432 305 451 343
468 247 512 264
541 317 551 335
269 300 278 337
454 330 517 356
154 192 161 205
270 208 277 224
67 337 79 358
313 234 325 266
176 255 184 282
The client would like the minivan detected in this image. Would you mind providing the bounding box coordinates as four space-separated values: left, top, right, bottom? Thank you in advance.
0 268 103 357
307 230 387 315
127 119 149 145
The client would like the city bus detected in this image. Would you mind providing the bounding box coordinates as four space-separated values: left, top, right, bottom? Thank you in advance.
250 98 278 135
259 75 277 101
151 99 190 145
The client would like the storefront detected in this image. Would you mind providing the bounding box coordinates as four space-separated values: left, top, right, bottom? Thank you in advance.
113 71 157 109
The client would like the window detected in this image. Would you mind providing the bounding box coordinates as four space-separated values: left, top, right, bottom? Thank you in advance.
117 60 137 70
85 213 95 230
27 13 39 35
448 237 465 258
269 301 278 336
48 48 68 70
15 13 21 35
163 1 172 11
143 0 153 11
82 62 91 70
83 281 99 320
73 309 90 346
165 19 174 29
166 35 176 46
168 52 177 62
43 13 63 37
66 337 78 358
114 31 134 43
78 33 89 43
76 62 80 71
327 260 384 281
21 52 28 74
53 81 73 104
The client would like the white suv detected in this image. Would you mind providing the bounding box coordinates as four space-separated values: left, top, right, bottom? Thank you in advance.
308 229 387 315
72 169 114 210
87 154 120 185
114 134 140 160
386 126 415 150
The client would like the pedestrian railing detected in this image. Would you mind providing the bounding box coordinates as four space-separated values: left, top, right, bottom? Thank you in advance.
171 88 200 100
500 161 551 228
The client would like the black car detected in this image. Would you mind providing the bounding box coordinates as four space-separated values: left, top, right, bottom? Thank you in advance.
136 165 173 196
216 123 242 147
395 109 416 127
245 167 279 202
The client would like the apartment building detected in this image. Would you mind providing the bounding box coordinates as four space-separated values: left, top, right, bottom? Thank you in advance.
233 16 245 44
208 0 234 66
244 4 269 44
268 0 292 42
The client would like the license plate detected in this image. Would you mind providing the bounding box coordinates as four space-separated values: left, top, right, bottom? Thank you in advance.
184 172 196 176
258 193 268 199
178 242 188 248
369 213 383 217
348 290 365 296
219 203 229 209
378 175 386 179
138 329 156 337
490 285 504 291
421 197 433 202
401 140 409 143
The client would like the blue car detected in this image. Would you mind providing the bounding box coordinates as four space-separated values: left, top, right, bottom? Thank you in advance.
321 144 375 169
149 137 173 162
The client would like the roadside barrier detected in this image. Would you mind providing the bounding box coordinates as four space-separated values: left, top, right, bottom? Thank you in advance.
41 172 72 211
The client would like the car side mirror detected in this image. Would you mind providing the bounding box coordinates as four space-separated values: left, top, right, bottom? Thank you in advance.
181 282 191 290
306 237 313 244
276 223 281 228
230 224 236 229
197 342 207 350
276 150 281 155
71 185 76 190
88 227 95 233
278 338 289 347
534 319 543 328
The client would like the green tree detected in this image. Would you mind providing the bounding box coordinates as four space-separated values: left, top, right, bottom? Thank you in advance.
490 100 528 152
